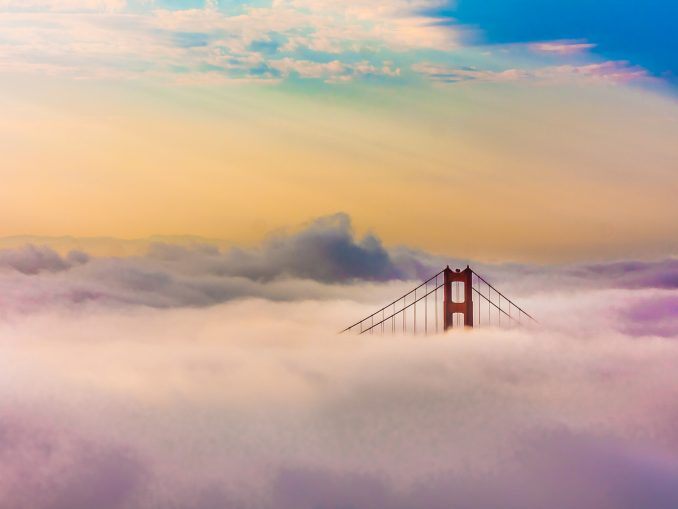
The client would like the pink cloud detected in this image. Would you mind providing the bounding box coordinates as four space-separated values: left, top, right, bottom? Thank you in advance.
413 60 650 85
529 40 596 55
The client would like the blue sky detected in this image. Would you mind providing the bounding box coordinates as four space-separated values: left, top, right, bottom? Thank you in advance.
441 0 678 84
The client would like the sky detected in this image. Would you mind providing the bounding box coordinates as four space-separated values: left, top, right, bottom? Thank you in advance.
0 0 677 262
2 2 678 508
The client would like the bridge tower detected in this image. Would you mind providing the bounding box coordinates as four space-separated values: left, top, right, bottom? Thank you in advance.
443 265 473 330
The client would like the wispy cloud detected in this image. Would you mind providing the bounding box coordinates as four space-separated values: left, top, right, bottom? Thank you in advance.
529 39 596 55
413 60 650 85
1 0 663 89
0 0 127 12
0 0 450 83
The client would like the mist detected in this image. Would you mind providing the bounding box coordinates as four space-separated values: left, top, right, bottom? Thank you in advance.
2 286 678 508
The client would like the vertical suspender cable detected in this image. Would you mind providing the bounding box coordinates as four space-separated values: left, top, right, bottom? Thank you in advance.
414 288 417 335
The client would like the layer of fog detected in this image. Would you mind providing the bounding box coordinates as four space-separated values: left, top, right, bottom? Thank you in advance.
1 285 678 508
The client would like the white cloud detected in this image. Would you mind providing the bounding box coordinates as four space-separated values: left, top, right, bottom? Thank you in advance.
268 57 399 82
529 39 596 55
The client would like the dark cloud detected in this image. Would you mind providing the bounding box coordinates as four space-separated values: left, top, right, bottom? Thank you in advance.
144 213 432 283
0 244 89 275
219 213 425 282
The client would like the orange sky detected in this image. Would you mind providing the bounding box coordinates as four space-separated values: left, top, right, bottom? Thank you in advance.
2 75 677 262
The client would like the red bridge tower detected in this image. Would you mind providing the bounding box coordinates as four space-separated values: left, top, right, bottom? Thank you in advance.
443 265 473 330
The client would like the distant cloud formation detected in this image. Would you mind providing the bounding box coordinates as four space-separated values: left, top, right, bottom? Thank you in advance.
412 60 649 85
0 214 677 315
0 214 436 311
579 259 678 289
0 244 89 275
180 213 428 283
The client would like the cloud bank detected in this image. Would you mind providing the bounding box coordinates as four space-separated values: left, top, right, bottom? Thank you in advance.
1 296 678 508
0 214 434 312
0 214 677 319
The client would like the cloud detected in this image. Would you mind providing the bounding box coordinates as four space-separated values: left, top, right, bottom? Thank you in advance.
1 214 677 321
0 214 440 312
482 257 678 297
0 244 89 275
214 213 422 282
0 0 669 92
413 60 649 85
267 58 399 82
0 0 451 83
529 39 596 54
0 0 126 12
579 259 678 289
3 0 659 90
0 0 671 94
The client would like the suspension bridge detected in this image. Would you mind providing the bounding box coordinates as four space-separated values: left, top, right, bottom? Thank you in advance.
341 266 536 335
